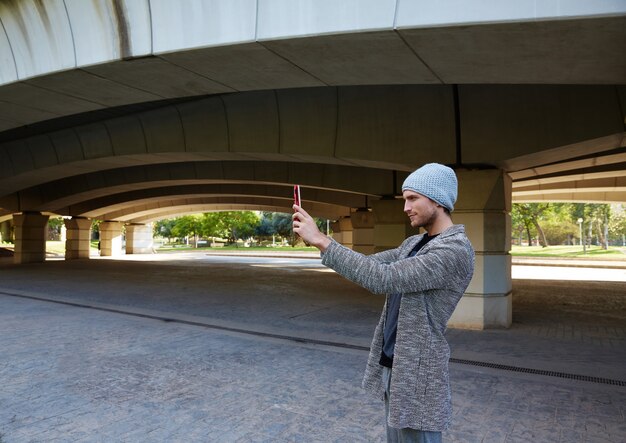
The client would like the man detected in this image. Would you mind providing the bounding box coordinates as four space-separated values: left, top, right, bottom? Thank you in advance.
292 163 475 442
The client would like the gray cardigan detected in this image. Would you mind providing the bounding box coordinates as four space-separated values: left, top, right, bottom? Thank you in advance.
321 224 474 431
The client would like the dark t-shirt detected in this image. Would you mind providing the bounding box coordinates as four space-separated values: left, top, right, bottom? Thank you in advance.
379 233 439 368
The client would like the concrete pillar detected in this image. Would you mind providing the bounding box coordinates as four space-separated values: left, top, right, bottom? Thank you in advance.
64 218 92 260
331 217 354 249
13 212 50 264
99 221 123 257
351 209 375 254
0 220 12 243
125 223 154 254
371 199 412 253
449 169 512 329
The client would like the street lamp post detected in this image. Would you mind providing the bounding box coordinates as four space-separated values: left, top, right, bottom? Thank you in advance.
577 218 586 253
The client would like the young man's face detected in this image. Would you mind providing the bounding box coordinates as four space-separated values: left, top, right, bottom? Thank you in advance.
402 190 440 229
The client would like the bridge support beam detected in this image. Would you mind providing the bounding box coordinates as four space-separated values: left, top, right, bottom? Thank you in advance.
350 210 375 254
450 169 513 329
125 224 154 254
0 220 12 243
13 212 49 264
331 217 353 249
64 218 92 260
371 199 412 253
99 221 123 257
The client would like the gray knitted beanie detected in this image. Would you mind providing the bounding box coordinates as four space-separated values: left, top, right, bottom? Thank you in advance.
401 163 458 212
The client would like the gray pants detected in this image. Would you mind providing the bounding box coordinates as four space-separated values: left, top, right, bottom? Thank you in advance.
382 366 443 443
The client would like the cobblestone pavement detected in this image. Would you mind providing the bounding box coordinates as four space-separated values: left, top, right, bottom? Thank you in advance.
0 254 625 442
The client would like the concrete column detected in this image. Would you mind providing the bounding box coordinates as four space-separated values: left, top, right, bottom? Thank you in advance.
13 212 50 264
351 209 375 254
331 217 353 249
371 199 412 253
125 223 154 254
449 169 512 329
0 220 12 243
64 218 92 260
99 221 123 257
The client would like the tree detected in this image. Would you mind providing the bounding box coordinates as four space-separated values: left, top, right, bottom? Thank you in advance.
266 212 297 246
257 212 330 246
608 204 626 246
540 203 578 245
153 218 176 242
171 215 201 246
254 214 277 240
585 204 611 249
47 217 64 241
199 211 260 244
227 211 260 242
200 213 230 239
513 203 550 247
511 206 527 245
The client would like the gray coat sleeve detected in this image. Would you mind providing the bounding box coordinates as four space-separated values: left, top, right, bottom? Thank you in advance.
321 235 471 296
367 245 402 263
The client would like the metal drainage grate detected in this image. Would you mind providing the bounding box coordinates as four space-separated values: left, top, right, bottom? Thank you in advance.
449 357 626 386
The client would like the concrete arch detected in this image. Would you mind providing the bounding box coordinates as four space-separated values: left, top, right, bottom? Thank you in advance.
1 1 624 85
1 85 624 216
99 196 349 223
0 86 458 197
0 161 393 215
67 184 367 219
129 205 324 225
0 1 624 134
513 170 626 203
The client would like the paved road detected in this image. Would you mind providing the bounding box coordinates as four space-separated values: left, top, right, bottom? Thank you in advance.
0 253 625 442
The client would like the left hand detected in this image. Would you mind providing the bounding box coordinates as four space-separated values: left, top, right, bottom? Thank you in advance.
292 205 331 251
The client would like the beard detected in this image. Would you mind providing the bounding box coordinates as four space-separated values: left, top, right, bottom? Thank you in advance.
410 207 438 229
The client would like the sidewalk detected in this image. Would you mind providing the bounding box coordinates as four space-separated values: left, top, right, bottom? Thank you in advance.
0 253 624 442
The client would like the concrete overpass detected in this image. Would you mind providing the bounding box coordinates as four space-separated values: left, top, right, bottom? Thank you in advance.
1 0 625 328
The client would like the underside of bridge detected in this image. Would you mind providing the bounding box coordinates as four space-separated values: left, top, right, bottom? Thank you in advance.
1 1 625 328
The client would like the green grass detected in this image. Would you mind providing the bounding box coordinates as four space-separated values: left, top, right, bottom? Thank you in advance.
511 245 626 259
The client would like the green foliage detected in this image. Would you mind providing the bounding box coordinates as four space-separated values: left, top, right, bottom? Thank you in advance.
199 211 260 242
47 216 64 230
153 210 329 247
47 216 64 241
170 215 202 239
154 218 176 240
254 215 277 238
512 202 621 248
153 211 261 244
214 211 260 241
259 212 296 245
608 204 626 242
512 203 550 246
540 219 578 245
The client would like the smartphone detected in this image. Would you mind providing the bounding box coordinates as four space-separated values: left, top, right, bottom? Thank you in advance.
293 185 301 208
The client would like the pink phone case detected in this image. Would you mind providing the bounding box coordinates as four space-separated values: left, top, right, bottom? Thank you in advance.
294 185 301 208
